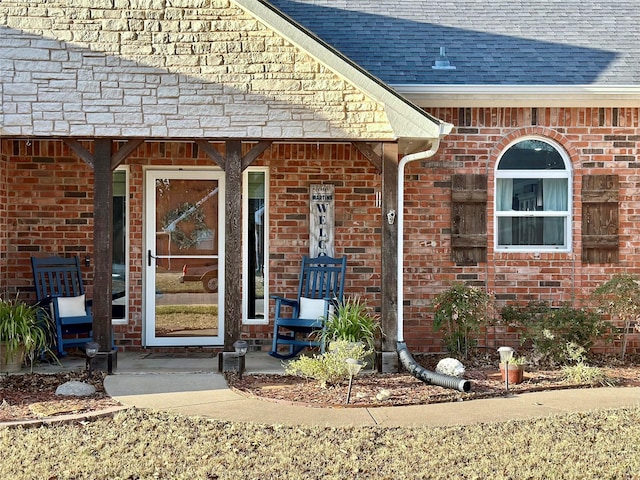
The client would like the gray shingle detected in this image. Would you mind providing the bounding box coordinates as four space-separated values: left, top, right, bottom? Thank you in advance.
270 0 640 85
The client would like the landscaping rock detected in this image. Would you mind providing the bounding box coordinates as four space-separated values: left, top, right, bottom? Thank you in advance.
435 358 466 377
55 380 96 397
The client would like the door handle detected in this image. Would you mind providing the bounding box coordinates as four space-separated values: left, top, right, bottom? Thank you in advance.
148 250 156 267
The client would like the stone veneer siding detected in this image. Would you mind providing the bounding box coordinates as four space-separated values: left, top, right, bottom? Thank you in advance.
0 0 394 139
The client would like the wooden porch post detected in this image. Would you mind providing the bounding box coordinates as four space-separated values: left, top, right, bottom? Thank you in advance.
380 143 399 371
92 139 113 353
224 140 243 351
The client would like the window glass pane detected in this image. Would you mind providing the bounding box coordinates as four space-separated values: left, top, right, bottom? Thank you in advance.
247 172 265 319
498 178 568 212
496 138 570 250
498 139 565 170
112 170 127 319
497 217 565 246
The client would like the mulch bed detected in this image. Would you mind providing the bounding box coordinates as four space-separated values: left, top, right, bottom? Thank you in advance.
0 371 121 422
1 353 639 421
226 353 640 408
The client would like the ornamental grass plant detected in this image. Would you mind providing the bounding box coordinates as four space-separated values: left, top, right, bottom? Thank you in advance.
316 296 381 352
0 295 55 372
284 340 369 387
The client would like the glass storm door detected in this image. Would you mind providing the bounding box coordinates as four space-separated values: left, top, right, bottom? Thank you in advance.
145 170 224 346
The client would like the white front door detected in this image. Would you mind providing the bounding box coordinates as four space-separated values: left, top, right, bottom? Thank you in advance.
144 169 225 347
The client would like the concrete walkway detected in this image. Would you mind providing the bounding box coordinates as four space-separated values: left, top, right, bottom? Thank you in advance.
91 352 640 428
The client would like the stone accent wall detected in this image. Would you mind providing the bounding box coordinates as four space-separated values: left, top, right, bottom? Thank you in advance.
0 0 394 139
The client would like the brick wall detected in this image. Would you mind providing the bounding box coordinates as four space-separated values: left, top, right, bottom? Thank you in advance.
0 142 7 297
1 139 95 301
3 105 640 355
0 139 381 350
404 106 640 353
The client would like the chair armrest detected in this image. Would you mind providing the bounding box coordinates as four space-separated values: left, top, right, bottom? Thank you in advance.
270 295 298 308
34 296 53 309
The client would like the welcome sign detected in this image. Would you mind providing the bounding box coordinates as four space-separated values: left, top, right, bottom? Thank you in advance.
309 184 335 257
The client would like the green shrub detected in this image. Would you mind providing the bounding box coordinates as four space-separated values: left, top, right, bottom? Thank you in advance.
284 340 368 387
592 273 640 359
432 284 495 357
500 301 611 366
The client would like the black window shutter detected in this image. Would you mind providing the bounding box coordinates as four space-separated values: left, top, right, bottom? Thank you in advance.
451 174 487 265
582 174 619 264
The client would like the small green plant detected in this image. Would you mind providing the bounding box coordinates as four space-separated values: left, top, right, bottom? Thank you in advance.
0 294 55 372
284 340 368 387
432 284 495 357
592 273 640 359
562 342 613 387
501 355 527 366
501 301 611 366
561 343 612 386
316 296 381 352
561 363 612 386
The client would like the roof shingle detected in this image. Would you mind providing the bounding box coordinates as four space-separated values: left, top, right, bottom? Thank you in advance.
270 0 640 85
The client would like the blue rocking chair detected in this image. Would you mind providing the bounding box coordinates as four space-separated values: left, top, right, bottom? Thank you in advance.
31 256 94 357
269 255 347 359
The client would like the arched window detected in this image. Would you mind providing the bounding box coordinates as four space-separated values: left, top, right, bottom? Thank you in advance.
495 137 571 251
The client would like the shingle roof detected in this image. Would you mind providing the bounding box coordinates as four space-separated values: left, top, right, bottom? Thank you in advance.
269 0 640 86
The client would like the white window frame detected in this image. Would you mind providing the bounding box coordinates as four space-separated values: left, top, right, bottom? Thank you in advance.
242 167 269 325
494 136 572 253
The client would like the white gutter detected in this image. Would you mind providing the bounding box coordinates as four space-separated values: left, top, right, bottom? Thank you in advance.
396 135 442 343
393 84 640 108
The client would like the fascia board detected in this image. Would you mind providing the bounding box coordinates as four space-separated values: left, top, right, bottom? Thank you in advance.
393 84 640 108
233 0 451 140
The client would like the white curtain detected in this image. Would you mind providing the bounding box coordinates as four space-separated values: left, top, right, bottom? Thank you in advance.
542 178 567 244
496 179 513 244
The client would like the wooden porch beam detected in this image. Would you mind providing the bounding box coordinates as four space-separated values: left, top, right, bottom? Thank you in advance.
241 140 272 170
224 140 242 351
64 139 94 168
196 140 227 169
111 139 144 170
64 138 143 359
353 142 382 174
92 139 114 353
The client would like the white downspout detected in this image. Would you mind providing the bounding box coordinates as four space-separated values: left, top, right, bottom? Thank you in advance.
396 137 441 343
394 134 471 392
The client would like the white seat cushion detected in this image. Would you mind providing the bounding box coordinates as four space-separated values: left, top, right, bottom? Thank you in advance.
55 294 87 318
298 297 327 319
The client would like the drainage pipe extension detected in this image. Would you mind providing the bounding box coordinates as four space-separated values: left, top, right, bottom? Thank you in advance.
398 342 471 392
395 132 472 393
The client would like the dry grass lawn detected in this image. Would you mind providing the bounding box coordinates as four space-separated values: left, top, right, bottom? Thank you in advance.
2 407 640 478
155 305 218 334
155 272 199 294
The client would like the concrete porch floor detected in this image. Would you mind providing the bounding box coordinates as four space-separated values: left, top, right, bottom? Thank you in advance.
30 350 286 375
